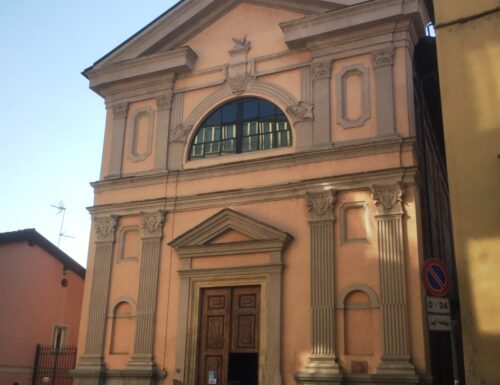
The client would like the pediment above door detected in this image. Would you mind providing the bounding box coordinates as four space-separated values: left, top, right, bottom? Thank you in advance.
169 208 292 258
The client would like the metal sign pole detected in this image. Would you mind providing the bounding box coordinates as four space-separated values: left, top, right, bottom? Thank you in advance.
450 320 460 385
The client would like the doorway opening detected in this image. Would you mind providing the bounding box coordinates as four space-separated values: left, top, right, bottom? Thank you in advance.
197 286 260 385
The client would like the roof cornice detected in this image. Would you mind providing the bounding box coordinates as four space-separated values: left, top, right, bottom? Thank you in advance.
0 229 86 278
280 0 429 48
84 47 197 95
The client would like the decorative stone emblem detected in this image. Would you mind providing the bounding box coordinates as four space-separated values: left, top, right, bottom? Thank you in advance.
141 210 166 238
156 94 173 111
94 215 118 242
311 61 332 80
225 36 252 95
372 47 395 68
112 102 128 119
170 123 192 143
306 189 337 222
372 183 404 215
286 101 314 123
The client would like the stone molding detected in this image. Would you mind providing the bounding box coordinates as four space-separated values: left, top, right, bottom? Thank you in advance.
311 60 332 147
89 167 419 218
112 102 128 120
127 108 154 162
372 47 397 138
140 210 166 239
117 226 140 262
280 0 428 49
301 188 340 375
95 137 416 188
108 103 129 177
94 215 118 243
169 208 292 265
336 64 371 129
156 93 173 111
312 61 332 80
371 183 415 374
306 189 336 222
77 215 119 371
372 47 395 68
108 296 138 317
90 0 343 68
85 47 197 95
372 183 404 215
286 101 314 123
170 209 291 385
180 78 299 145
337 284 379 309
128 210 166 370
225 36 253 95
340 201 370 244
169 123 192 144
154 91 174 171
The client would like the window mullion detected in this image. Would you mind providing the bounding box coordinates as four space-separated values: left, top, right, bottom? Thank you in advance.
236 99 244 154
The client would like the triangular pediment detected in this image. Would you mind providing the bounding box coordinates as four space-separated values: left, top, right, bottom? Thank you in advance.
88 0 353 70
169 209 292 257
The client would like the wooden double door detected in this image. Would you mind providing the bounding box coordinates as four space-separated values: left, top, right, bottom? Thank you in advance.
197 286 260 385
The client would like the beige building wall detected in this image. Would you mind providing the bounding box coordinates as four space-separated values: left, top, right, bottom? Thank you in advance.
434 1 500 383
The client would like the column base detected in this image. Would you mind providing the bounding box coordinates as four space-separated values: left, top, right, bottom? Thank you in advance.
294 372 343 385
377 359 416 375
304 355 341 374
127 354 157 371
72 367 167 385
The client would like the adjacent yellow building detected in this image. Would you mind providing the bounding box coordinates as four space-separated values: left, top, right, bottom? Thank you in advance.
434 1 500 384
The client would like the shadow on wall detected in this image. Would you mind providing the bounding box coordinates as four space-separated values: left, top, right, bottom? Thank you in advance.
437 17 500 384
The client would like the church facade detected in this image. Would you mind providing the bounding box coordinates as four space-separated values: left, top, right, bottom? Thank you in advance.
74 1 452 385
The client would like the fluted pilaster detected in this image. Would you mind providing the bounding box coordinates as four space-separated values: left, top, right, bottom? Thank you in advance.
372 183 415 374
78 215 118 369
304 189 340 374
128 210 166 370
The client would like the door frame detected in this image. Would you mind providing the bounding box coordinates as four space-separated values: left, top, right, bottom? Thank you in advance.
176 266 283 385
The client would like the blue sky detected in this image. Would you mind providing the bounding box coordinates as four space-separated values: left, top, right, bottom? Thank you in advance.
0 0 178 266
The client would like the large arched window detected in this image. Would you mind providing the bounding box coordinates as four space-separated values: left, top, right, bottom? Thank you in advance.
189 97 292 159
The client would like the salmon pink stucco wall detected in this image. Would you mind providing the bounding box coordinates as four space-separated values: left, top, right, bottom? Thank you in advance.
0 237 84 385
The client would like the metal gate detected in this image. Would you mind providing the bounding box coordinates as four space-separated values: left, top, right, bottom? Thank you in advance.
31 344 77 385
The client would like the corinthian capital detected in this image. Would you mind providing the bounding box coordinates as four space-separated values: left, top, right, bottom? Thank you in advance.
141 210 166 238
156 94 173 111
306 189 337 222
112 102 128 119
312 61 332 80
372 47 395 68
94 215 118 242
372 183 404 215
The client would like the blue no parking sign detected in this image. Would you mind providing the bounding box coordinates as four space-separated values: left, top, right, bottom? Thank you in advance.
422 258 450 297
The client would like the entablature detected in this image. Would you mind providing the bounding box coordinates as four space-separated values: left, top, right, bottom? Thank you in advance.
280 0 429 50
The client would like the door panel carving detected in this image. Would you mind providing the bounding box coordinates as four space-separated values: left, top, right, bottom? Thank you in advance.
198 286 260 385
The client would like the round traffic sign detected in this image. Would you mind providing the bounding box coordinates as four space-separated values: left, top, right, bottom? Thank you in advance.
422 258 450 297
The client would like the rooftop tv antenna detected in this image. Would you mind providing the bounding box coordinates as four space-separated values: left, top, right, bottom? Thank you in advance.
50 201 75 247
